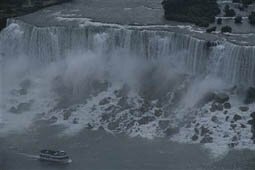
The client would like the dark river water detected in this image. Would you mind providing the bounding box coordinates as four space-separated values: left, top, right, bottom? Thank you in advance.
1 1 255 170
0 121 255 170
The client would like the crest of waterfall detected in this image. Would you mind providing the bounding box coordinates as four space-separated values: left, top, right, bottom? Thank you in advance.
1 19 255 87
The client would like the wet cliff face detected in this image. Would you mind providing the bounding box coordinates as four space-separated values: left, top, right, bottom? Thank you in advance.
1 19 255 153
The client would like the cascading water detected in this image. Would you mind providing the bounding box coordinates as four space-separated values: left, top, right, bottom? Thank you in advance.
1 18 255 154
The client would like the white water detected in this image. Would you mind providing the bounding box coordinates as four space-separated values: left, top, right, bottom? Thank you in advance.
1 19 255 157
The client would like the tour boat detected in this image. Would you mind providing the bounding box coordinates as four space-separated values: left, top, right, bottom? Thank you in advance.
39 150 72 163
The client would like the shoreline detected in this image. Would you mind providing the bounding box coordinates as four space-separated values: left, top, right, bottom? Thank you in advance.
0 0 71 30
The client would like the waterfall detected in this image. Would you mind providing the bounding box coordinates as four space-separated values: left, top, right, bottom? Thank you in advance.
1 19 255 87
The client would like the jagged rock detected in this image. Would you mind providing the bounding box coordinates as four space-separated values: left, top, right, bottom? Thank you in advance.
228 142 237 148
9 106 18 113
194 127 199 134
239 106 249 112
105 105 115 112
126 120 136 129
250 112 255 119
214 93 229 103
196 92 215 107
210 106 216 112
49 116 58 123
225 116 229 121
206 41 218 48
138 116 155 125
191 134 199 141
232 136 238 142
244 87 255 104
99 97 111 105
107 122 119 130
158 120 170 129
73 118 79 124
164 127 178 136
139 101 151 113
200 136 213 143
101 113 113 121
248 119 255 125
154 109 162 117
233 114 242 121
63 110 71 120
211 102 223 111
200 126 210 136
87 123 93 129
211 116 218 123
240 124 246 128
114 84 129 97
231 124 237 129
223 102 231 109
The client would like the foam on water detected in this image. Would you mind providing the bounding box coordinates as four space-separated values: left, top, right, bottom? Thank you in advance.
1 19 255 158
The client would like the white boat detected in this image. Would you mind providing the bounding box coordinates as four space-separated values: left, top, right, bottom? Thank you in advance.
39 150 72 163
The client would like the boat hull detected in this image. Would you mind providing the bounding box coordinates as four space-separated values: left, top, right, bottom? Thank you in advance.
39 157 72 164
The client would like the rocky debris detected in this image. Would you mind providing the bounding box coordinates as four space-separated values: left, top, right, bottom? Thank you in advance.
240 123 246 128
9 106 18 113
9 102 31 113
63 110 72 120
107 121 119 130
231 124 237 129
194 127 199 134
117 97 129 109
244 87 255 104
90 80 109 96
138 116 155 125
139 101 151 113
87 123 93 129
99 97 111 105
196 92 215 107
223 102 231 109
251 112 255 119
72 118 79 124
228 142 238 148
114 84 129 97
192 134 199 141
49 116 58 123
200 135 213 143
154 109 163 117
200 126 210 136
214 93 229 103
126 120 136 129
228 136 239 148
225 116 229 121
164 127 179 137
249 119 255 125
211 116 218 123
233 114 242 121
248 112 255 142
158 120 170 130
206 41 219 48
239 106 249 112
101 113 114 122
210 102 223 112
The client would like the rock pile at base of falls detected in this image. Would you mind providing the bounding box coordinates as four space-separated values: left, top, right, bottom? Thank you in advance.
244 87 255 104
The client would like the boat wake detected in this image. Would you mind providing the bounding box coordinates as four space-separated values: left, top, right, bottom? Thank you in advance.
16 153 40 160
